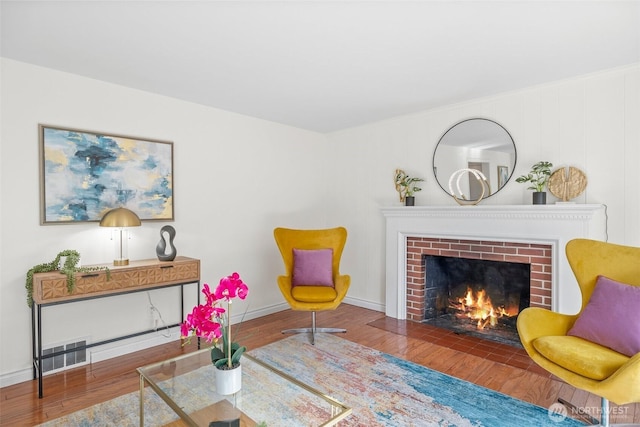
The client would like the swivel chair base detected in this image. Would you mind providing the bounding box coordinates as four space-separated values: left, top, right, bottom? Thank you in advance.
282 311 346 345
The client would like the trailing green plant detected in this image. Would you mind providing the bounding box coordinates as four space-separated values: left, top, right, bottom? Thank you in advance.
25 250 110 307
515 161 553 192
394 169 424 202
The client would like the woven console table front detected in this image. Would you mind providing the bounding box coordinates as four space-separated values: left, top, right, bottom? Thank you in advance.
33 256 200 304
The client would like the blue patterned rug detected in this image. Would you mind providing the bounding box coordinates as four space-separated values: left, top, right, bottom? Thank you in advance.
250 334 582 427
40 334 583 426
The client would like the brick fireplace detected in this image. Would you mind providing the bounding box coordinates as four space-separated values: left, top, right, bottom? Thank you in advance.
382 205 606 320
405 237 552 321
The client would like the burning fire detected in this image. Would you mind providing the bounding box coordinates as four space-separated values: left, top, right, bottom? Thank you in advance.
449 287 518 330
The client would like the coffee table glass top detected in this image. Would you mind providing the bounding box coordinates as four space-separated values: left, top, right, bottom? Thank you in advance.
137 348 351 427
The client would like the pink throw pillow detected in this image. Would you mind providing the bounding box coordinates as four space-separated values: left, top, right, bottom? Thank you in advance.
292 248 334 287
567 275 640 357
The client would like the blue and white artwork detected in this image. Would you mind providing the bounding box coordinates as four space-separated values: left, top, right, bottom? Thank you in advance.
40 126 173 223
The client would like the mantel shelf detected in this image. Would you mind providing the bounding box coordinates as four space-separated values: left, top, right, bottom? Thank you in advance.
381 204 605 219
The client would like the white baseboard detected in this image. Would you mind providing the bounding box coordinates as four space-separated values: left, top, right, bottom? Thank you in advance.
0 301 379 388
89 327 180 363
0 329 183 388
93 302 292 362
0 303 291 388
344 296 385 313
232 302 289 323
0 369 33 388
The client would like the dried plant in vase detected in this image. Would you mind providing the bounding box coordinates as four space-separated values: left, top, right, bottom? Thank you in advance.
394 169 424 204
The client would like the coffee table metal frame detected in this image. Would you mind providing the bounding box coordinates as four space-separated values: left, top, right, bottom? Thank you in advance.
138 350 352 427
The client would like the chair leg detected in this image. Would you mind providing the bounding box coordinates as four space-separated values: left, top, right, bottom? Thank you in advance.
281 311 346 345
601 397 609 427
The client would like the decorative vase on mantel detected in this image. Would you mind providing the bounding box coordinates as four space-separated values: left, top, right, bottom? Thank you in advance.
405 196 415 206
532 192 547 205
215 364 242 395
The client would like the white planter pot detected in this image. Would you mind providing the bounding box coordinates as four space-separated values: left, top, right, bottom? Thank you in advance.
215 364 242 395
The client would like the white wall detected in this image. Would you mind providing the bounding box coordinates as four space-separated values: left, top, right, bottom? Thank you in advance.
326 64 640 312
0 59 330 385
1 58 639 387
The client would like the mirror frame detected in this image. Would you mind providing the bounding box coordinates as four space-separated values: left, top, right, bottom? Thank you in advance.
432 118 517 200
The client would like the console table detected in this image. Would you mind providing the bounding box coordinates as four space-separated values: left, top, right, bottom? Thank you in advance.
31 256 200 398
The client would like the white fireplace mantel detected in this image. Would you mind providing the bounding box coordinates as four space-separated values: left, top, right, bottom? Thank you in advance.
382 204 607 319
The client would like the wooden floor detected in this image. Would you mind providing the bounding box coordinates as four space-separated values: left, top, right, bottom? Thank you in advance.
1 304 638 426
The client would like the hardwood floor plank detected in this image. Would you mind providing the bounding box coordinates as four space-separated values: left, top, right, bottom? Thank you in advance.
1 304 638 426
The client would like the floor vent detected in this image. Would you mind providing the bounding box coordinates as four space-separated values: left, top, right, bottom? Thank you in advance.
42 339 88 374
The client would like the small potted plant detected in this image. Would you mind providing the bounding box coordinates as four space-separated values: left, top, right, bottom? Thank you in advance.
515 161 553 204
394 169 424 206
181 272 249 395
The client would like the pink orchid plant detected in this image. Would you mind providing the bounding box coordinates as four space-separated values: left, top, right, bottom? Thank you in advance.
181 272 249 369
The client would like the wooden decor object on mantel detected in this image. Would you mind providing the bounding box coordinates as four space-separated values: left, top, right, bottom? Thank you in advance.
547 166 587 202
32 256 200 304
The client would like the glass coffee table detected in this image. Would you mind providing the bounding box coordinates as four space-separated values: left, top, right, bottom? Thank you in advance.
137 349 351 427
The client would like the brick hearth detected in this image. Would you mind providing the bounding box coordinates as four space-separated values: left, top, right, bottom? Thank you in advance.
406 237 552 322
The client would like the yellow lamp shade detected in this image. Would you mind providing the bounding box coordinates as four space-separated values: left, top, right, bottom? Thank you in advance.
99 207 141 228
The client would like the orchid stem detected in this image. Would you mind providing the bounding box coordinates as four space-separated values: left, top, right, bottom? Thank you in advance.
227 300 232 368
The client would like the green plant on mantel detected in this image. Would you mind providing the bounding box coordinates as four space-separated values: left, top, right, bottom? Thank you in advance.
25 249 110 307
515 161 553 192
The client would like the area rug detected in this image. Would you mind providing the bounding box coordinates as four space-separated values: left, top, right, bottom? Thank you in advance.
40 334 583 426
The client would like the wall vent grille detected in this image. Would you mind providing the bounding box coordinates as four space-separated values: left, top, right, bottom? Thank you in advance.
42 339 88 374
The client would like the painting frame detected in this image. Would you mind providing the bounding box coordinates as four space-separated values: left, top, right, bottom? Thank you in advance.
39 124 174 224
497 165 509 189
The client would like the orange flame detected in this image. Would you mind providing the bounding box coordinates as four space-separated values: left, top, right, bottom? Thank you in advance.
449 287 517 329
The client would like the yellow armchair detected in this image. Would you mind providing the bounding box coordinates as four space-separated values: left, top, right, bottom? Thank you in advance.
517 239 640 424
274 227 351 345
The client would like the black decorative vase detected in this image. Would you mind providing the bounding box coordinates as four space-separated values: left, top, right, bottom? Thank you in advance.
405 196 415 206
156 225 177 261
532 192 547 205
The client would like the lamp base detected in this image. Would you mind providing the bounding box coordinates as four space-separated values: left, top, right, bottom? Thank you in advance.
113 259 129 266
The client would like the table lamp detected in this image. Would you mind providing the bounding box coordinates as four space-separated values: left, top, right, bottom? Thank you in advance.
99 207 141 266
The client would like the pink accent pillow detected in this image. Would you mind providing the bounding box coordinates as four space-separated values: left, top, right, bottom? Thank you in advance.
567 275 640 357
292 248 334 287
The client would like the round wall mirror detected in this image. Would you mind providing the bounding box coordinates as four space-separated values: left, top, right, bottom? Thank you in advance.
433 118 516 200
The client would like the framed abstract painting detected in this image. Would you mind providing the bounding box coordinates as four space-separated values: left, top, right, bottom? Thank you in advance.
39 125 174 224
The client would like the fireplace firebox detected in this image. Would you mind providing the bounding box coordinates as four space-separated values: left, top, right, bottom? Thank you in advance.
422 255 530 347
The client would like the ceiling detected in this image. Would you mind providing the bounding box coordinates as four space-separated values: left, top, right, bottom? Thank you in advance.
2 1 639 133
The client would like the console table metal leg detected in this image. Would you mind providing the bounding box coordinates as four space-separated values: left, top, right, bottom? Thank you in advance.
31 304 36 379
37 304 43 398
